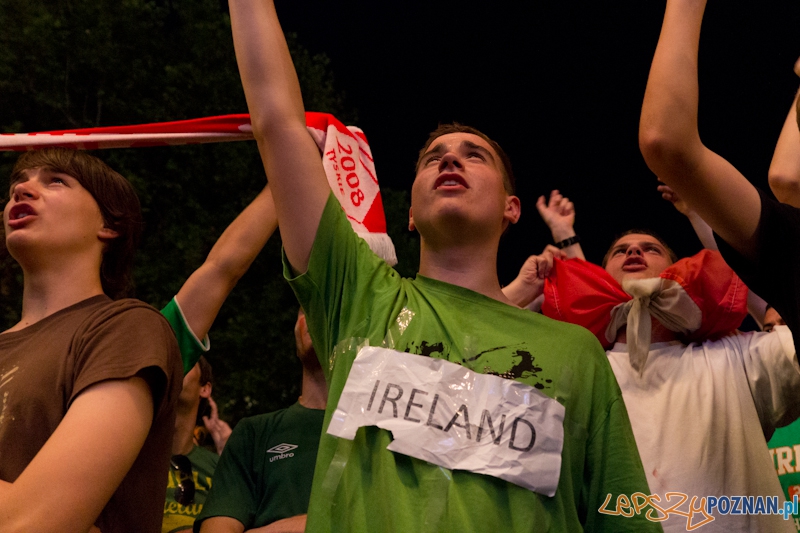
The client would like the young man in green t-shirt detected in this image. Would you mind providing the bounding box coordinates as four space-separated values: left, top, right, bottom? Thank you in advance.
228 1 659 531
195 309 327 533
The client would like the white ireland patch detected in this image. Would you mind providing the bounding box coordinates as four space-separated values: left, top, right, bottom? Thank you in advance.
267 443 298 454
327 346 565 496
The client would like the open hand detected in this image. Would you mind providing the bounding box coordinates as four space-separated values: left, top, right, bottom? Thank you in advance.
657 183 694 216
202 396 233 454
536 190 576 240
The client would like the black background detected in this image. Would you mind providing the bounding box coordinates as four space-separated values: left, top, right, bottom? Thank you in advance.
274 0 800 284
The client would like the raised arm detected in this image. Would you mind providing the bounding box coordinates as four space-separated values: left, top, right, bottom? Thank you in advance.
175 185 276 341
229 0 330 273
639 0 761 259
768 60 800 208
535 190 586 260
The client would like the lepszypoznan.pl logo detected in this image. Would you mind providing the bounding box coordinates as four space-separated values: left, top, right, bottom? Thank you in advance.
599 492 798 530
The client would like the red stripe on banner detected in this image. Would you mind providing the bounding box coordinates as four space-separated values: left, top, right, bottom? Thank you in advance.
358 145 374 163
360 156 379 185
40 114 252 135
361 192 387 233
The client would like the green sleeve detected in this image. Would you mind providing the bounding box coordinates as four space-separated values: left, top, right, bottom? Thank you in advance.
161 297 210 375
193 420 258 531
283 193 402 379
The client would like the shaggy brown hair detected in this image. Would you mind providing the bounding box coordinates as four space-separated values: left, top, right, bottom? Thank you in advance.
8 149 143 299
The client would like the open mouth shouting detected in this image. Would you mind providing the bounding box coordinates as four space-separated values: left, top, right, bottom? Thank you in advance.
622 256 648 272
433 173 469 191
7 203 37 229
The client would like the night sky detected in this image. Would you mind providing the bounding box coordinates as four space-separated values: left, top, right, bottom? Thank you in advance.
274 1 800 284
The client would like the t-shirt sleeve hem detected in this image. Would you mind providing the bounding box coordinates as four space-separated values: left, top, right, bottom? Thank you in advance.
161 297 211 375
70 304 181 414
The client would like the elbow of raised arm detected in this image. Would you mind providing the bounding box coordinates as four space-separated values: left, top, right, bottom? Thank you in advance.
639 126 671 165
768 170 800 207
210 258 249 290
248 102 307 144
638 126 694 184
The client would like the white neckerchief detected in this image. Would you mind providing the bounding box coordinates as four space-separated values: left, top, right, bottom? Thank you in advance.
605 278 701 374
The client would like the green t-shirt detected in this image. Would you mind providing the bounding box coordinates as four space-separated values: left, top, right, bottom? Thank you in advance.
161 297 210 375
769 419 800 531
193 402 325 531
162 445 219 533
285 194 659 533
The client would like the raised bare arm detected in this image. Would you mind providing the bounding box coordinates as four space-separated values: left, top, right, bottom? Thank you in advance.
639 0 761 259
535 190 585 260
768 60 800 208
175 185 276 341
229 0 330 273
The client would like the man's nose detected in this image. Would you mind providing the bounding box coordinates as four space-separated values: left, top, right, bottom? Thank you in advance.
438 152 463 171
12 180 38 201
626 246 643 256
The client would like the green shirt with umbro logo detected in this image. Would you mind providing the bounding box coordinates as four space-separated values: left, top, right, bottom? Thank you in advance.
194 402 325 531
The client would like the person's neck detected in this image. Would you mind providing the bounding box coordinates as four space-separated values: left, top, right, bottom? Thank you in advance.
172 401 199 456
615 316 678 344
298 363 327 410
8 260 105 333
417 237 513 305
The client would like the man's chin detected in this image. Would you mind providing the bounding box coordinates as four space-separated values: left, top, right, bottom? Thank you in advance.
619 271 660 283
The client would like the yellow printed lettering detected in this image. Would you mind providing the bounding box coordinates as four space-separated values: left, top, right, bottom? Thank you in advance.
662 492 690 519
617 494 633 517
645 494 669 522
598 493 620 516
631 492 650 515
686 496 715 531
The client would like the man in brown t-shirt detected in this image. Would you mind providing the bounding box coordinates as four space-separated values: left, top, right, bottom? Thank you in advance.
0 149 182 532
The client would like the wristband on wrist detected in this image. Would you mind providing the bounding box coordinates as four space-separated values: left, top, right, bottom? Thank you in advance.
555 235 580 249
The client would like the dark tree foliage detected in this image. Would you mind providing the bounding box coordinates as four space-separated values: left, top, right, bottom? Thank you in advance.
0 0 417 426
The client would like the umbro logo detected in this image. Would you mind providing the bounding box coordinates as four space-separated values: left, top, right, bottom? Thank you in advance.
267 443 298 454
267 443 298 462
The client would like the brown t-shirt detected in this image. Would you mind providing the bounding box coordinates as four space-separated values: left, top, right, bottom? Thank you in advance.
0 295 182 533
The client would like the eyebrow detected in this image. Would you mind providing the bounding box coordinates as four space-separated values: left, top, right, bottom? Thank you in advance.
423 140 496 162
461 140 496 162
615 240 667 252
424 143 446 159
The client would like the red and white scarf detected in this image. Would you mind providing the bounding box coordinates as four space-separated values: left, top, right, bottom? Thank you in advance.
542 250 748 373
0 112 397 265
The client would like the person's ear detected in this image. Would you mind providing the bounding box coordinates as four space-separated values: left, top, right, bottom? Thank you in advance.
199 383 212 399
408 206 416 232
98 226 119 240
504 195 521 225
